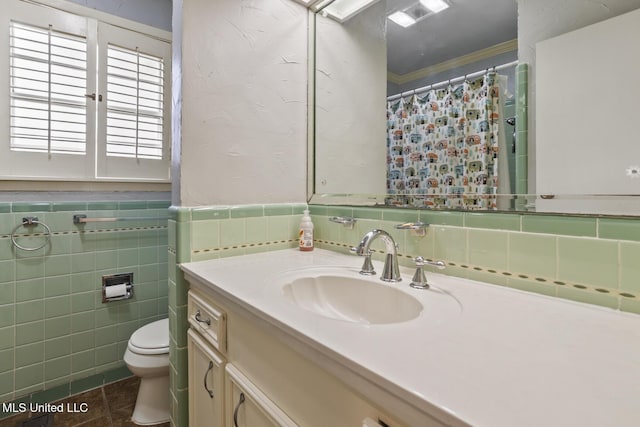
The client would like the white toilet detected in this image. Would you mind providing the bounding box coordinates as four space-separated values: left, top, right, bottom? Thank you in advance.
124 318 170 425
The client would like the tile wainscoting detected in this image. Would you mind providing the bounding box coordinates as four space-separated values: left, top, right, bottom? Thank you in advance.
168 202 639 427
168 203 307 427
0 199 170 416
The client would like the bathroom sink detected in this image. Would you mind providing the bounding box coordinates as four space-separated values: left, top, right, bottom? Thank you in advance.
280 273 423 324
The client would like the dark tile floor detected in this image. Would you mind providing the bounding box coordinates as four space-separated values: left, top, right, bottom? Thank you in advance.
1 377 170 427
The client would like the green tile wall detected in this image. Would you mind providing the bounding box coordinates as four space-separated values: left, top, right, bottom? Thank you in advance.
0 199 170 415
167 203 306 427
309 206 640 315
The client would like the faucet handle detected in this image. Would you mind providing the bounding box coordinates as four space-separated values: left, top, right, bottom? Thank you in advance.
426 259 446 270
350 247 376 275
410 256 429 289
359 250 376 276
410 257 446 290
349 245 366 256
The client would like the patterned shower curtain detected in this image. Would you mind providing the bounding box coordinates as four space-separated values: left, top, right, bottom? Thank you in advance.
386 73 503 210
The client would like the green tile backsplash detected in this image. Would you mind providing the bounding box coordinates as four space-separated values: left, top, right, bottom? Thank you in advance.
167 202 638 427
308 206 640 315
0 199 169 413
521 214 597 237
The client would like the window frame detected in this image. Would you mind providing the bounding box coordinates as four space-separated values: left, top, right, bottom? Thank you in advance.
97 22 172 181
0 0 171 183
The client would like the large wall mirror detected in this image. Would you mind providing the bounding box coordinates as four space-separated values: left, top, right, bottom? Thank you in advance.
310 0 640 216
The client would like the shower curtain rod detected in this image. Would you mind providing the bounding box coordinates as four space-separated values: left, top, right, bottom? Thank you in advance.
387 60 519 101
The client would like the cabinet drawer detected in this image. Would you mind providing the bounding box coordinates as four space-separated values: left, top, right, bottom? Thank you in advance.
226 364 298 427
188 290 227 354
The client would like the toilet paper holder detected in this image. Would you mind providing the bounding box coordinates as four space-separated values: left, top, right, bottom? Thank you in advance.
102 273 134 303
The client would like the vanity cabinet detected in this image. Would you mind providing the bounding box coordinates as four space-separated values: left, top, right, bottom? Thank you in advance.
188 288 300 427
186 280 413 427
187 329 225 427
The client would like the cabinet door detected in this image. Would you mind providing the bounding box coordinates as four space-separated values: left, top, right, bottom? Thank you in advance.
225 364 297 427
188 329 226 427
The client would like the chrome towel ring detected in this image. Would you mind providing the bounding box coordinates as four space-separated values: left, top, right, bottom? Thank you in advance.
10 217 51 251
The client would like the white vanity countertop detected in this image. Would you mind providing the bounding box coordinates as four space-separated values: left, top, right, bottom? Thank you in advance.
180 248 640 427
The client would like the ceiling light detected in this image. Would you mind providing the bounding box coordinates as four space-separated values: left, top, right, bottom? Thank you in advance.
387 0 449 28
311 0 334 10
419 0 449 13
313 0 383 23
388 11 417 27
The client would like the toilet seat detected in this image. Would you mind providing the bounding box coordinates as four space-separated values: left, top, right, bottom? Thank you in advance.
128 318 169 355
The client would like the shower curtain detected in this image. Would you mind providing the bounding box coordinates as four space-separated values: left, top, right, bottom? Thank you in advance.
386 73 509 210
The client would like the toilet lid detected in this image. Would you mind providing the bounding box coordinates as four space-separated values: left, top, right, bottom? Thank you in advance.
128 318 169 355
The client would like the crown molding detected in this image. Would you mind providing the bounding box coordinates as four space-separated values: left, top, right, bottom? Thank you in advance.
388 39 518 85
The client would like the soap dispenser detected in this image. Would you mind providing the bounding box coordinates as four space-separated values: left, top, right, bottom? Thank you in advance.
298 209 314 251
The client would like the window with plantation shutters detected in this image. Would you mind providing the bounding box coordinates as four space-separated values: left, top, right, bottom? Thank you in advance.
9 22 88 155
106 45 164 160
1 0 171 182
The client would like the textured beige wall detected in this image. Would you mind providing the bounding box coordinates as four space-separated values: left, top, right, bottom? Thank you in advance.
179 0 309 206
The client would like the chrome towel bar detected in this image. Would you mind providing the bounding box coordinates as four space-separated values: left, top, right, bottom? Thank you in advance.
73 214 166 224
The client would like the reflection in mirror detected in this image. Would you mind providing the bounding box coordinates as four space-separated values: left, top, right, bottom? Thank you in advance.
314 1 388 197
385 65 516 210
313 0 519 210
312 0 640 216
535 6 640 215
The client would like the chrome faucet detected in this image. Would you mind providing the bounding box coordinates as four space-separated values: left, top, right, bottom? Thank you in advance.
351 229 401 282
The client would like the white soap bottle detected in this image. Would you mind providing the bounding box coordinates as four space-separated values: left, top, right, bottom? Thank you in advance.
298 209 314 251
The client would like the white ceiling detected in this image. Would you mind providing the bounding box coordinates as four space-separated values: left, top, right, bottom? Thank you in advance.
386 0 518 75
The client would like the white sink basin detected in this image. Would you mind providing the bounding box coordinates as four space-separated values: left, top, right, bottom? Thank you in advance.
280 270 423 324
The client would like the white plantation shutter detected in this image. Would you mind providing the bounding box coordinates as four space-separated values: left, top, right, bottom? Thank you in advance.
1 1 170 182
9 22 88 155
106 45 164 159
97 22 171 181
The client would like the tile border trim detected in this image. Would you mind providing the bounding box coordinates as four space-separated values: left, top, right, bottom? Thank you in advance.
315 239 637 313
192 239 297 255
